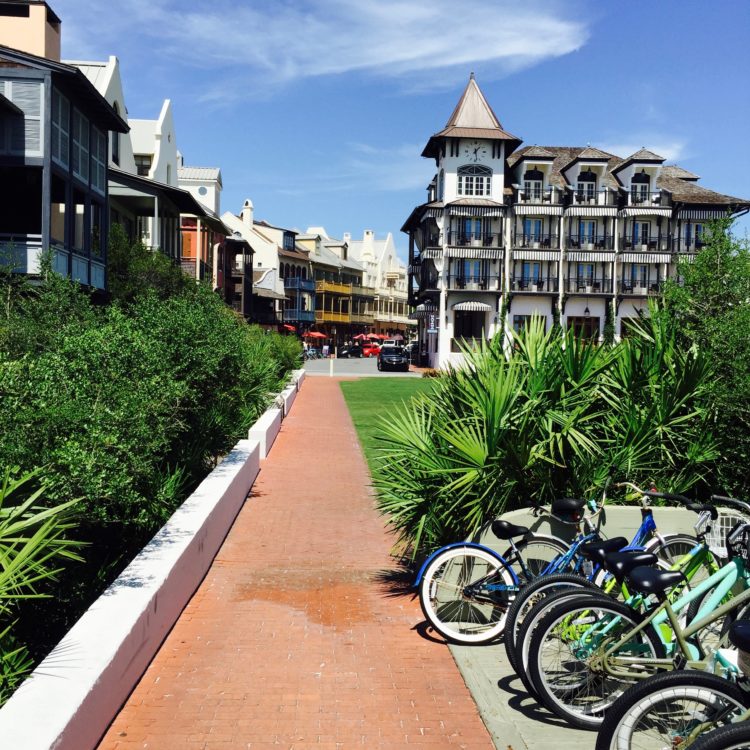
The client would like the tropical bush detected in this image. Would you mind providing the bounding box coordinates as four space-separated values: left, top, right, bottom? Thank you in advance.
0 469 83 703
661 219 750 498
374 314 717 557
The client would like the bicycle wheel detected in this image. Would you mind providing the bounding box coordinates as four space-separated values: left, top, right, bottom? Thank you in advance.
595 670 748 750
645 533 713 585
502 533 571 584
528 597 665 730
504 573 599 678
690 721 750 750
514 588 612 699
418 546 516 644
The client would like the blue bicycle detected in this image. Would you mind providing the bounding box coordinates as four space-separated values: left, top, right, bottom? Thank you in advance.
416 489 698 645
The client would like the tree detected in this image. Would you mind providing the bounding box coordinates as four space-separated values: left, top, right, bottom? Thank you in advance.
661 218 750 496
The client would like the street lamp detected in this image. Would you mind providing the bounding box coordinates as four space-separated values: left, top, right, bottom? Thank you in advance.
584 304 590 317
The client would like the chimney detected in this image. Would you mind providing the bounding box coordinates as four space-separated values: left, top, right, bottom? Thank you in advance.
241 199 254 227
0 2 62 61
343 232 351 243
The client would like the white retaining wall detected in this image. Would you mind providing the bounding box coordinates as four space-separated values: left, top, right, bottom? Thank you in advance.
0 373 305 750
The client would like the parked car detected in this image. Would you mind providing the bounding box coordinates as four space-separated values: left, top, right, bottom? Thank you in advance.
337 344 362 358
377 345 410 372
406 341 420 363
362 342 381 357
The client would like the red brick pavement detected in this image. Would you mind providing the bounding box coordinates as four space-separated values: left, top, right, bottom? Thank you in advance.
97 377 493 750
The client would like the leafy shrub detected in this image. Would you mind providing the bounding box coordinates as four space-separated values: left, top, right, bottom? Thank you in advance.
375 315 716 557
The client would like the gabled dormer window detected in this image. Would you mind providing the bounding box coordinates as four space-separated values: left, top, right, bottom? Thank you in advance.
457 164 492 197
631 171 650 204
283 232 295 250
523 168 544 201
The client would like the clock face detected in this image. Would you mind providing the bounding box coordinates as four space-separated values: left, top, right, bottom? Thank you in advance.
464 140 487 162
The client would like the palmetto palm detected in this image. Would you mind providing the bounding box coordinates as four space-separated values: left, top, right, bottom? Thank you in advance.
374 310 715 558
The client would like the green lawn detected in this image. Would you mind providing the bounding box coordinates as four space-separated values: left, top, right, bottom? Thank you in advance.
340 378 435 476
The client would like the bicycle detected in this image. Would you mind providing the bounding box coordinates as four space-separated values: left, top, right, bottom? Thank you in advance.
595 619 750 750
504 484 705 677
526 504 750 729
416 494 606 644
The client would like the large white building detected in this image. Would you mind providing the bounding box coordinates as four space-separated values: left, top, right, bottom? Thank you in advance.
403 74 750 369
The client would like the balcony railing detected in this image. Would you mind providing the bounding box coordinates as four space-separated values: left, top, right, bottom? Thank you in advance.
617 280 662 295
351 284 377 298
516 186 564 204
446 232 502 248
253 312 284 326
315 310 351 323
513 233 559 249
672 237 706 253
315 280 352 295
351 312 375 324
567 235 614 250
570 189 618 207
284 277 316 292
621 236 671 252
285 308 315 322
627 190 669 207
564 277 614 294
447 274 502 291
510 276 559 292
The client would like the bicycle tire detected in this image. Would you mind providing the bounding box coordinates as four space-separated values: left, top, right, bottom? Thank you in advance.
528 596 666 730
418 546 515 644
645 533 705 575
504 573 599 677
595 669 749 750
514 588 612 699
689 721 750 750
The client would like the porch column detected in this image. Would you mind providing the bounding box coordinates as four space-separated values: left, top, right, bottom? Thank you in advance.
152 196 160 250
196 218 202 280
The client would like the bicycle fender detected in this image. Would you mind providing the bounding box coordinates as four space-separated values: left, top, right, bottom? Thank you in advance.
414 542 519 587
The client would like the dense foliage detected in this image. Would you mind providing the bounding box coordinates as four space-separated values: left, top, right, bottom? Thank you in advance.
374 315 717 557
661 219 750 498
0 236 301 697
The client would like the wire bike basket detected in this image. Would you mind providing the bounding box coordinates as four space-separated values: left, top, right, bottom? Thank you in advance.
706 508 749 558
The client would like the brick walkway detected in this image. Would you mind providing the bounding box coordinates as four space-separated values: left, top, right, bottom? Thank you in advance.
97 377 493 749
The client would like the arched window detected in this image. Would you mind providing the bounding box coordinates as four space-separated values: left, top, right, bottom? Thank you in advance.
438 169 445 201
280 263 286 279
576 170 597 201
631 170 651 204
296 265 301 278
523 168 544 200
457 164 492 197
302 266 307 280
111 102 121 166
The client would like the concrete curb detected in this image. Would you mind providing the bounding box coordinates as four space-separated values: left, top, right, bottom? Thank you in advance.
0 376 304 750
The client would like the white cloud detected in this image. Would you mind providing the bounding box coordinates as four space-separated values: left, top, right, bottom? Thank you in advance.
597 138 688 163
55 0 588 96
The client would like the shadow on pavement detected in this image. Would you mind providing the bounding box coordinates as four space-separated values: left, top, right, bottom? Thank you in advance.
497 673 577 729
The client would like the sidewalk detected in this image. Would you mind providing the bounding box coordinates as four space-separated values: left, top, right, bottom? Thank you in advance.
97 377 493 749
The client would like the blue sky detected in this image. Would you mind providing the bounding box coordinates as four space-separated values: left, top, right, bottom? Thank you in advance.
54 0 750 260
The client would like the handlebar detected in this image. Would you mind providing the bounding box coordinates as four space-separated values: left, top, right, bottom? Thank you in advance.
711 495 750 515
616 482 691 506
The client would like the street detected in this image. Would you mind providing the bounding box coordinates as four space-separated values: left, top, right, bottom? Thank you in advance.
303 354 422 378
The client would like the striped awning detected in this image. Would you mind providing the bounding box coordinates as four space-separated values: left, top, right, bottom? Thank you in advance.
421 248 442 259
448 205 505 217
426 207 443 218
677 208 730 220
619 207 673 217
513 205 563 216
620 253 672 264
566 206 619 217
567 252 616 262
452 301 493 312
408 303 438 320
445 247 504 259
513 250 561 261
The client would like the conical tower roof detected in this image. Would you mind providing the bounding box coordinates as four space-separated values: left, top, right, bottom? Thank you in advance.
422 73 521 160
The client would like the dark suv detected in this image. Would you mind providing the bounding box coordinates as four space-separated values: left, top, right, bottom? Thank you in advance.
377 345 410 372
337 344 362 358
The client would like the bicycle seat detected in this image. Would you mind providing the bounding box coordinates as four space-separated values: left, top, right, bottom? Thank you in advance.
604 551 657 579
552 497 587 514
491 520 529 540
580 537 628 564
627 566 685 595
729 620 750 652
